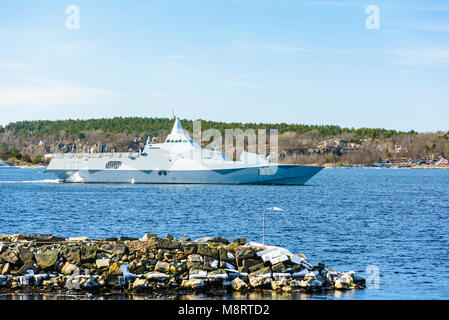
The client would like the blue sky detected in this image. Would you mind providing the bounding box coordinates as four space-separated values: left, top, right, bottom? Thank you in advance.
0 0 448 132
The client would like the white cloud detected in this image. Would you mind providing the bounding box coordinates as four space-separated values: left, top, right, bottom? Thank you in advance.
263 45 307 52
1 62 27 70
0 83 113 107
168 54 183 59
232 41 308 53
393 49 449 66
293 0 361 7
418 25 449 33
223 81 265 88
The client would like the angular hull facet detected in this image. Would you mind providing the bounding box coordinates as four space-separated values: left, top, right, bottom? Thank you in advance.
46 165 323 185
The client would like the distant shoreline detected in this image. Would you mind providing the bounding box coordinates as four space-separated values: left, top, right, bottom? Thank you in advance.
2 164 448 170
322 164 449 169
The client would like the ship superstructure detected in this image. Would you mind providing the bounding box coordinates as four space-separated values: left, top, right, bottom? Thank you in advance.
46 118 323 184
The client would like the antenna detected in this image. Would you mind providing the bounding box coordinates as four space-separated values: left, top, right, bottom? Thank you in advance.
172 108 176 119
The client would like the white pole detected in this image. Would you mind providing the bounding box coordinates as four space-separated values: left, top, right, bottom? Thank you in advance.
263 207 283 246
263 209 266 245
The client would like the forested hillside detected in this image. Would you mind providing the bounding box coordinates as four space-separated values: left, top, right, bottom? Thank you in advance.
0 117 447 166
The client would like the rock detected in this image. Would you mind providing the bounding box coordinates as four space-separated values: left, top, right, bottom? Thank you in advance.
105 272 121 286
281 281 300 293
242 259 260 269
1 263 10 275
1 250 19 265
0 235 10 242
248 263 265 273
61 262 79 275
18 247 34 263
272 273 291 290
207 269 228 283
81 276 99 288
27 234 65 242
304 270 318 281
108 262 123 275
140 233 157 241
125 240 156 252
145 272 170 281
248 273 272 288
189 269 208 280
187 254 203 269
17 261 37 275
63 247 81 264
68 237 89 242
174 251 185 260
119 236 138 241
203 256 218 271
132 278 148 289
96 258 110 268
292 269 309 280
101 243 127 256
238 267 249 274
197 244 219 259
80 245 97 261
232 238 246 245
155 261 170 273
271 262 287 273
218 248 232 262
313 263 325 273
306 279 323 290
182 278 207 289
0 235 366 295
231 277 248 291
196 236 229 245
273 272 292 281
9 234 27 242
183 244 197 255
235 247 257 260
225 262 237 270
351 272 366 287
35 251 58 269
248 266 272 288
156 238 181 250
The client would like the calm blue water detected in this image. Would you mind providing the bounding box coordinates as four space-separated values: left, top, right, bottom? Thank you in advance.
0 167 448 300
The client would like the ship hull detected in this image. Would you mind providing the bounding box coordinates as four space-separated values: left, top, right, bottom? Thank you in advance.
46 165 323 185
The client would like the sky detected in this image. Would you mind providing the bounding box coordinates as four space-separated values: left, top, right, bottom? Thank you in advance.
0 0 448 132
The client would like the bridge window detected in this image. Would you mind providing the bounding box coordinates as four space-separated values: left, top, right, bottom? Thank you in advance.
105 161 122 169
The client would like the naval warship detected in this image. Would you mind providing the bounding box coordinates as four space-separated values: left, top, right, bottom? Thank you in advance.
45 117 323 184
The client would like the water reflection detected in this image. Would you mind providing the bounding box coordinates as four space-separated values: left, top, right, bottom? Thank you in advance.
0 289 359 300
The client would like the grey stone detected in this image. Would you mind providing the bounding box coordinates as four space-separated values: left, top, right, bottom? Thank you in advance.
1 250 19 265
155 261 170 273
235 247 257 260
197 244 219 259
18 247 34 263
35 251 59 269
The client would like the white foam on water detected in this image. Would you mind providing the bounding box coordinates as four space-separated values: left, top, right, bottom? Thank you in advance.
0 179 62 184
66 172 84 183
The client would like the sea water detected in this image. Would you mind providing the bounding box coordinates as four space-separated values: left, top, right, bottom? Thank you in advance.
0 167 448 300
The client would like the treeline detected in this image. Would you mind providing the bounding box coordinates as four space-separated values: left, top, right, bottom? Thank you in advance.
0 117 406 140
0 146 43 164
1 117 447 166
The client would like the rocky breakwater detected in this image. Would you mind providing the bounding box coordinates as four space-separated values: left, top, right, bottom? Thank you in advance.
0 233 365 296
